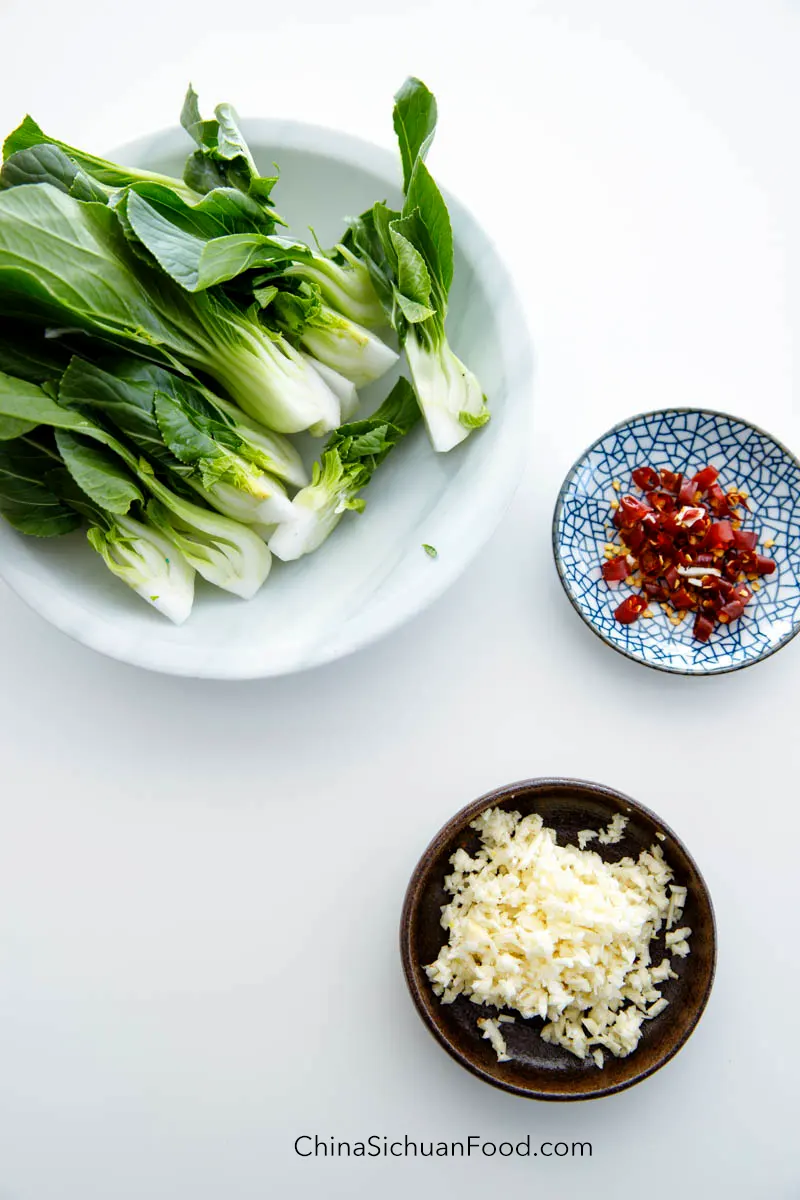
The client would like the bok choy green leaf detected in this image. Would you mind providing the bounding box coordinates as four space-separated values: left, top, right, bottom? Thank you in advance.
392 76 438 193
3 114 199 201
0 437 83 536
1 143 110 202
180 86 280 212
119 185 300 292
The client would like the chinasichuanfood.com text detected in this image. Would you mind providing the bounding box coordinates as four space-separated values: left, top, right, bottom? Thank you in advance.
294 1135 592 1159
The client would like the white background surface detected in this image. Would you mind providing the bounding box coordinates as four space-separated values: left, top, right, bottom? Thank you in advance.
0 1 798 1196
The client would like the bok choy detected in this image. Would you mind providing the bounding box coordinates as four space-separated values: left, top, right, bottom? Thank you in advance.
0 76 487 624
373 79 489 452
269 377 420 561
59 355 301 526
269 283 398 389
0 184 340 434
52 442 197 624
0 428 196 623
2 115 199 201
87 512 196 625
0 371 272 599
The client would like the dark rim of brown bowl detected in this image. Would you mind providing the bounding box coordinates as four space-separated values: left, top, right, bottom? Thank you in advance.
400 777 717 1101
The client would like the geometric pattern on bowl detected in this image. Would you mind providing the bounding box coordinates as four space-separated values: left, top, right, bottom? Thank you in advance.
553 409 800 674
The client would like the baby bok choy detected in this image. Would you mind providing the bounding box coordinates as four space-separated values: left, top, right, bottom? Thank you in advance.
0 428 196 624
0 371 271 600
53 443 197 625
88 86 385 330
282 240 386 329
350 78 489 452
268 283 398 390
268 377 420 561
0 74 491 627
87 514 195 624
59 355 303 528
0 184 341 434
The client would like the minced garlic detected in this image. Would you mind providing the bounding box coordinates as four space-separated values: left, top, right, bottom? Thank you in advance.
426 808 691 1065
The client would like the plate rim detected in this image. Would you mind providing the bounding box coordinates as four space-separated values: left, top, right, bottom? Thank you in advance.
552 405 800 676
399 775 718 1101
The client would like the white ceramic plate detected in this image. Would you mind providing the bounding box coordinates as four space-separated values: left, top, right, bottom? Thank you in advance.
0 120 533 678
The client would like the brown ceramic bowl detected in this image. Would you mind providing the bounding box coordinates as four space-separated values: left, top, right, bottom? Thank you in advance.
400 778 716 1101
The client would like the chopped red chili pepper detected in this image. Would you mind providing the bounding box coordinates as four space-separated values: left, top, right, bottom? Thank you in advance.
625 526 646 554
643 580 669 602
693 614 715 642
639 548 664 576
601 461 776 642
614 594 648 624
659 469 683 494
723 554 743 581
647 489 677 514
705 520 735 550
671 587 696 610
706 483 731 516
602 557 630 583
692 465 719 491
732 529 757 551
718 600 746 624
618 494 651 528
632 466 660 490
715 577 737 599
651 531 675 555
675 507 708 530
727 489 750 512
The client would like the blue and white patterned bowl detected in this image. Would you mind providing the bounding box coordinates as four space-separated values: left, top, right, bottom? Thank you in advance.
553 409 800 675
